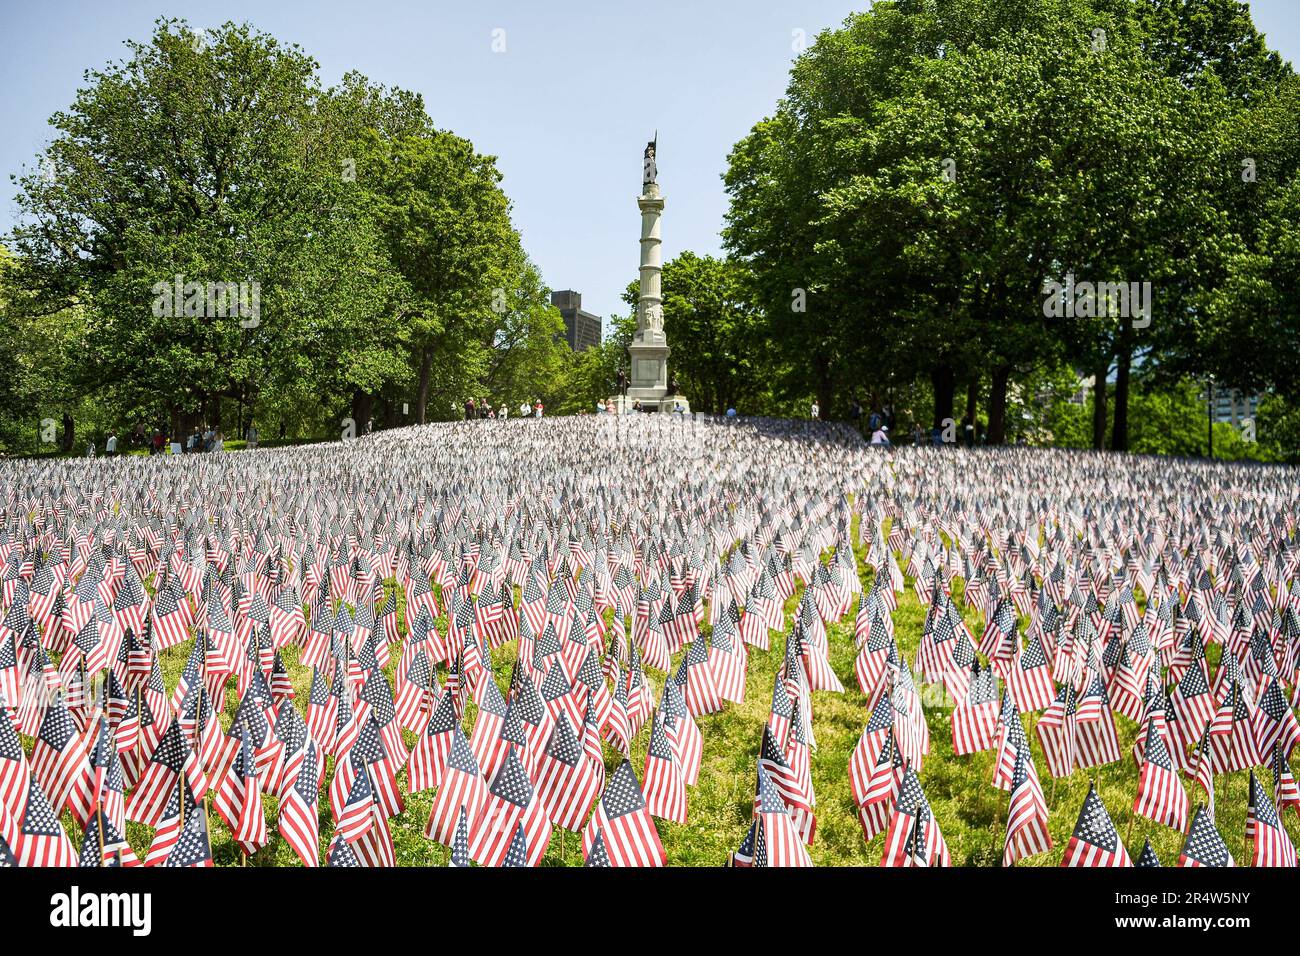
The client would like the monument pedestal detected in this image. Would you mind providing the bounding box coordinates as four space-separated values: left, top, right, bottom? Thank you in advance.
609 393 690 414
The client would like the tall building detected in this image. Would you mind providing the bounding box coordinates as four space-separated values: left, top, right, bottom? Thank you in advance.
1207 387 1259 425
551 290 602 352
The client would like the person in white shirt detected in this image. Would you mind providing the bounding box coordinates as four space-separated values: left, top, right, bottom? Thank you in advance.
520 402 530 418
498 404 508 419
105 432 117 455
810 401 820 420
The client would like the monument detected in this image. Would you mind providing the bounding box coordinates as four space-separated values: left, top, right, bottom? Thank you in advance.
613 136 688 414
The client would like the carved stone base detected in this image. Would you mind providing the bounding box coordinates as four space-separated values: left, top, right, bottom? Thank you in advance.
609 392 690 415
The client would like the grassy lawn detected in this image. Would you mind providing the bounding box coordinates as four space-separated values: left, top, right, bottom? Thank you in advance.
41 506 1290 867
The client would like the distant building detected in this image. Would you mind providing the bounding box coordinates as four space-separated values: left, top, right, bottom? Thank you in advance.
551 290 602 352
1206 387 1258 426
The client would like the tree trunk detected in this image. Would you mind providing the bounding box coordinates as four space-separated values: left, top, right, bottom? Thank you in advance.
814 352 833 419
61 412 75 454
383 397 398 429
351 391 374 433
1111 323 1133 452
1091 361 1108 450
965 379 978 427
931 365 956 431
987 365 1011 445
415 345 432 424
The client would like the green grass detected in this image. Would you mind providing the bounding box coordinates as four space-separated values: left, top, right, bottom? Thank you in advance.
49 506 1299 867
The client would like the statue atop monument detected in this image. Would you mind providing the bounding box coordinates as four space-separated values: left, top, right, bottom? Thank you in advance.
642 136 657 188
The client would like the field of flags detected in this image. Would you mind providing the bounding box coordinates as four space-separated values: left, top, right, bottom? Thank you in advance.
0 413 1298 867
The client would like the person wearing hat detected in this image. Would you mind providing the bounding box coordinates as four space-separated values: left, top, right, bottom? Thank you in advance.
871 423 891 446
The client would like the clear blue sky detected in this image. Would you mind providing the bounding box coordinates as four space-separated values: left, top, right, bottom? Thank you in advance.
1 1 1297 329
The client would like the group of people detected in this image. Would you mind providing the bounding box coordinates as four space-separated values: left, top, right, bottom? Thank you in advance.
464 398 547 420
811 399 895 445
183 425 228 453
92 425 233 457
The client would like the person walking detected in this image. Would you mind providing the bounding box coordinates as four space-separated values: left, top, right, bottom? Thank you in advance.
810 400 820 420
534 400 544 419
246 423 258 449
105 431 118 456
850 399 863 435
519 401 530 419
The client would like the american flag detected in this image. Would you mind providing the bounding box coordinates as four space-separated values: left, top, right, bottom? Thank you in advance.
407 686 457 794
534 712 600 831
13 774 76 867
661 679 702 786
582 759 666 867
78 810 140 868
0 705 31 815
1134 838 1161 868
449 807 472 867
751 764 811 867
1207 680 1261 774
67 716 125 838
278 730 322 866
29 694 86 817
1178 804 1234 867
1246 770 1296 868
1007 630 1056 714
1132 717 1189 831
952 659 998 755
126 718 207 827
1273 743 1299 819
426 724 488 847
882 766 948 867
162 804 214 868
1060 785 1132 867
211 725 268 856
1253 676 1300 763
470 745 551 867
1003 744 1051 866
642 711 687 824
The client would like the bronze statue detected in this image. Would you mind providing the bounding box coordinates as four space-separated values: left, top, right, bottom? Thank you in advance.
643 136 657 187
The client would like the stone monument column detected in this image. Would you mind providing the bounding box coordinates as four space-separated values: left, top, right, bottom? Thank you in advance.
618 137 688 414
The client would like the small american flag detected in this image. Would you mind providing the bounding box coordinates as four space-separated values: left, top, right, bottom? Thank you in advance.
582 759 665 867
1178 804 1234 867
1003 744 1051 865
1061 785 1132 867
1246 770 1296 867
1132 717 1188 831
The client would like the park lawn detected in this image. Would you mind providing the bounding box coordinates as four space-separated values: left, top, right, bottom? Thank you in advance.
53 508 1291 867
